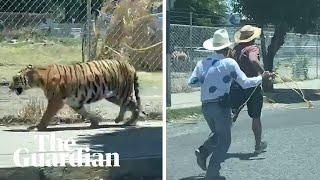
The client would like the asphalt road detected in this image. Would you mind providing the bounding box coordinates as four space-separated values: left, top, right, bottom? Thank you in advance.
167 101 320 180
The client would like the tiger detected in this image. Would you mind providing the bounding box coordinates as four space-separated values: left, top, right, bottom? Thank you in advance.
9 59 142 131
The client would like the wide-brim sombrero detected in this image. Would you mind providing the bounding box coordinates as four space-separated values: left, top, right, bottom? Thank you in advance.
234 25 261 43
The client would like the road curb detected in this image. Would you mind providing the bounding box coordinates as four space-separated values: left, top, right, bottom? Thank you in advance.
168 95 274 110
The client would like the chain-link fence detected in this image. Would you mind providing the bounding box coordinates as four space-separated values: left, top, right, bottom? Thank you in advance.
168 24 239 97
0 0 101 61
167 23 320 106
93 0 162 71
0 0 163 121
0 0 162 72
267 32 320 81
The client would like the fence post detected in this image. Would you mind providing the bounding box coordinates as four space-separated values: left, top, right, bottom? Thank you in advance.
317 31 319 78
85 0 92 115
189 12 193 70
86 0 92 61
166 10 172 107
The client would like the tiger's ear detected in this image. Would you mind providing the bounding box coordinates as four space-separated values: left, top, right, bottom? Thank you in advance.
27 64 33 69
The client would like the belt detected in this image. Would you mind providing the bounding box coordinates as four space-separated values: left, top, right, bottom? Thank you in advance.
202 98 220 104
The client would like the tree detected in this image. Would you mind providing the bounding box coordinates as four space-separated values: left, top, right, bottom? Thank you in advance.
0 0 48 13
170 0 228 26
63 0 104 23
233 0 320 91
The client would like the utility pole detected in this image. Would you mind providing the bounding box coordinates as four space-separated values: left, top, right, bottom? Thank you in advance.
166 0 172 107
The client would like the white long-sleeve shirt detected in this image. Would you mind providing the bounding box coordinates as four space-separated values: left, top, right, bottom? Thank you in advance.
188 53 262 103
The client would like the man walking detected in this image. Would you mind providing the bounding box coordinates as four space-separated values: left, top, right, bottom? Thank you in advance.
230 25 267 154
188 29 272 179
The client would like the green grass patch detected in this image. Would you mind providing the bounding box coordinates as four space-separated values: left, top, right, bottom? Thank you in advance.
167 106 202 122
0 42 82 81
138 72 162 96
0 42 162 98
138 72 162 86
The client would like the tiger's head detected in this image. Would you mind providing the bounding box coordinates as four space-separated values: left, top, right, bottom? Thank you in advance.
9 64 35 95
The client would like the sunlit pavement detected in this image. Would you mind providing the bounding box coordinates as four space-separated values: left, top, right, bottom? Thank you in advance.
167 101 320 180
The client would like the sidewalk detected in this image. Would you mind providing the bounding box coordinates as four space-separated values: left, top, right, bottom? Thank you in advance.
171 91 201 109
169 79 320 109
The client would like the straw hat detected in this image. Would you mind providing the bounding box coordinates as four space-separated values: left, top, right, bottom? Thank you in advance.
203 29 233 51
234 25 261 43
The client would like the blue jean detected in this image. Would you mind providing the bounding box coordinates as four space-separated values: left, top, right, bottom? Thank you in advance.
201 102 232 178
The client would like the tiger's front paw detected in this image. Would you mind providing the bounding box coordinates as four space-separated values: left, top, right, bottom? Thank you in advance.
90 122 99 129
114 117 123 123
27 124 48 131
27 125 37 131
123 119 138 126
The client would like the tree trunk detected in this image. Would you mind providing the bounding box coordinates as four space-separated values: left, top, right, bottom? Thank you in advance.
260 26 267 60
262 23 288 92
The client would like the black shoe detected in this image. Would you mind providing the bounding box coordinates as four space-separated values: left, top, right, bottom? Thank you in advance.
195 149 207 171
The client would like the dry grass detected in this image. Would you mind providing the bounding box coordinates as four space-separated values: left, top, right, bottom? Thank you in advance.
0 97 45 125
0 97 83 125
17 97 45 121
167 106 202 123
0 94 162 126
170 73 198 93
143 102 162 120
96 0 162 71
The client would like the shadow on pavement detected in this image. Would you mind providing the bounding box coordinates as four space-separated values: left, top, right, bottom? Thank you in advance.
76 127 162 157
3 124 127 132
226 151 266 161
0 126 163 179
180 175 226 180
179 175 206 180
266 88 320 104
76 126 162 179
178 152 265 180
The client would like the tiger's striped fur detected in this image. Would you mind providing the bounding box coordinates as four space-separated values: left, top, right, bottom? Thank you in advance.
9 59 141 131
